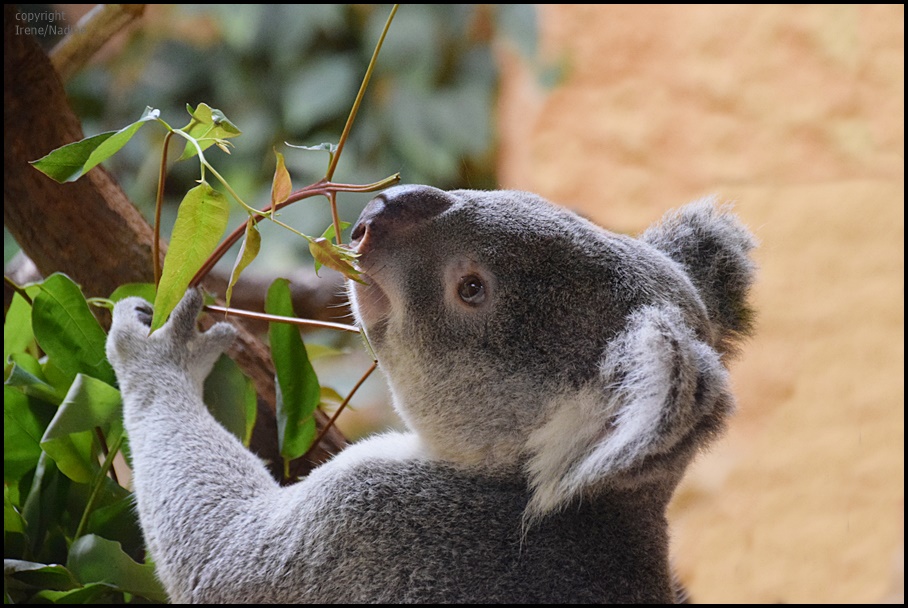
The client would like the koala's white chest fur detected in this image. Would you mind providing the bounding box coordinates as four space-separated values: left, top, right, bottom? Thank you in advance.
109 185 755 603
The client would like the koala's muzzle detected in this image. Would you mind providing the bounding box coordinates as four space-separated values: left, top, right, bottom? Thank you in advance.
351 185 455 251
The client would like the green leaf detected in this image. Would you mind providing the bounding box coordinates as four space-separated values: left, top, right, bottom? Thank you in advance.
39 428 95 485
305 342 347 361
178 102 242 161
320 220 351 244
271 149 293 206
203 354 257 446
309 237 365 283
5 486 26 533
4 352 64 405
266 278 320 462
32 274 115 386
42 375 122 439
3 559 81 592
20 452 69 561
4 291 35 364
3 385 54 482
84 492 142 548
40 374 122 484
30 107 160 183
34 583 120 603
319 386 347 412
152 181 230 332
225 218 261 308
68 535 168 602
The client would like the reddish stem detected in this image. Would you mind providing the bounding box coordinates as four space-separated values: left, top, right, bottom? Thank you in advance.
311 360 378 451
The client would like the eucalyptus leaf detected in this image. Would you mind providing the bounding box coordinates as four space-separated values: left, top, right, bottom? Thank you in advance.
320 220 351 244
271 149 293 206
32 274 115 386
4 385 53 482
41 375 122 441
30 107 160 183
178 103 242 161
5 486 26 533
33 583 119 603
226 218 261 308
152 181 230 332
68 535 168 602
3 559 81 592
85 492 143 552
266 278 320 462
309 237 364 283
38 429 94 485
20 453 71 561
39 374 121 484
4 292 35 364
319 386 347 412
203 354 257 446
4 353 64 405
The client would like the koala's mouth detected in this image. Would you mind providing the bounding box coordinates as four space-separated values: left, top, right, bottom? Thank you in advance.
348 227 392 331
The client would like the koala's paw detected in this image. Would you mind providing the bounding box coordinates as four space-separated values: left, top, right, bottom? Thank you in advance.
106 289 237 392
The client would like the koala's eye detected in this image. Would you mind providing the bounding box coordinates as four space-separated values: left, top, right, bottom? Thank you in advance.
458 275 486 306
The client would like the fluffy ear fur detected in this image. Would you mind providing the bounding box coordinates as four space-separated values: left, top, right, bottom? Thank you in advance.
524 305 733 521
641 198 758 358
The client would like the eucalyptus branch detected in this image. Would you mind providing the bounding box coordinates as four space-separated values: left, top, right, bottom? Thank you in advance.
328 191 342 246
312 360 378 451
204 304 360 334
326 4 398 182
4 276 33 306
167 128 260 217
319 4 398 245
74 433 124 540
189 174 399 288
92 426 118 485
153 131 174 288
170 128 352 248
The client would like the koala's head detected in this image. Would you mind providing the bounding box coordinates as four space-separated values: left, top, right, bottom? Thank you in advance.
349 185 756 519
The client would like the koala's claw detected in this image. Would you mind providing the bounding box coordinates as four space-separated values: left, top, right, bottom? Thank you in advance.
164 288 207 343
135 302 153 326
107 289 237 391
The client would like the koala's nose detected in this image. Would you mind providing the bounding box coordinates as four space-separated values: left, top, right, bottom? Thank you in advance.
351 185 455 246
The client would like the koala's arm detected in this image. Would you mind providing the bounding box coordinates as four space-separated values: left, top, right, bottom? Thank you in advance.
106 292 295 602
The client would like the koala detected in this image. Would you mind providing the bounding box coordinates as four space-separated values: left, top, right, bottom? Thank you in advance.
106 185 756 603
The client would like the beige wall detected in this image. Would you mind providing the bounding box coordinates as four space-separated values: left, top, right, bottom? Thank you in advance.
497 5 904 603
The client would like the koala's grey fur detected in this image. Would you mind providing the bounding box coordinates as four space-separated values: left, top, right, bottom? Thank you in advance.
107 185 756 603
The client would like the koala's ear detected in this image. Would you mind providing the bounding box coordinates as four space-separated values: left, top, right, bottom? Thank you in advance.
642 198 757 358
524 305 733 520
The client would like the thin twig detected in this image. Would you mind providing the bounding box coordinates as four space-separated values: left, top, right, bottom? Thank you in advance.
188 175 399 288
153 130 174 287
74 433 124 540
93 427 119 485
4 276 34 306
204 304 360 333
325 4 399 182
312 360 378 450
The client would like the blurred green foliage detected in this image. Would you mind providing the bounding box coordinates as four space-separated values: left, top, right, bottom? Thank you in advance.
62 4 538 272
